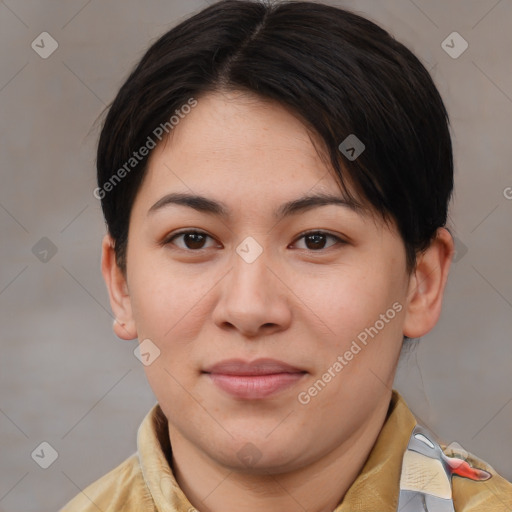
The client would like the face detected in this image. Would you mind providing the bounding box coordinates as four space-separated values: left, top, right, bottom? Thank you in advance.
114 91 415 473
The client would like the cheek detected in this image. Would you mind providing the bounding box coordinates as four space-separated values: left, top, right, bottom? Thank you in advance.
297 267 384 334
311 265 405 356
127 248 212 336
130 263 209 403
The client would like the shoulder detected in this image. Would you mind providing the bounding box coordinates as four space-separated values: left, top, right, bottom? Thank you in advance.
59 452 153 512
441 443 512 512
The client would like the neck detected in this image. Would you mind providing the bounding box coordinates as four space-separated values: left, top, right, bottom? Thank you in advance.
168 398 391 512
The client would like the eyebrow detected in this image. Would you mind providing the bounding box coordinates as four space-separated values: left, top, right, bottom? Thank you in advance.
148 191 365 220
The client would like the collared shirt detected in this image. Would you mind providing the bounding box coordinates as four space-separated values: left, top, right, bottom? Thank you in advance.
60 390 512 511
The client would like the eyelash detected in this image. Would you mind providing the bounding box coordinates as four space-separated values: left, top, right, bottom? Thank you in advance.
163 229 346 252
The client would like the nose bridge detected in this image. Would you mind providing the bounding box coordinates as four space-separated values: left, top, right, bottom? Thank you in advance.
229 237 273 301
212 237 291 335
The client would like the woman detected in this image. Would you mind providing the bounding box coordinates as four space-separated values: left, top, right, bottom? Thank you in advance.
62 1 512 510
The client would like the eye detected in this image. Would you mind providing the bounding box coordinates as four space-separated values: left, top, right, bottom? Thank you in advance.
163 229 346 252
165 230 220 251
291 231 345 251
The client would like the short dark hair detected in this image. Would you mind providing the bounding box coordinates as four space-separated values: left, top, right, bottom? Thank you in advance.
96 0 453 273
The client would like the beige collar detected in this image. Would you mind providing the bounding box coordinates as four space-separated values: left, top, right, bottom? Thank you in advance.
137 390 415 512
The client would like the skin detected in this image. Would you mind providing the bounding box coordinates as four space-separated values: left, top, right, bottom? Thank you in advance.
102 90 454 512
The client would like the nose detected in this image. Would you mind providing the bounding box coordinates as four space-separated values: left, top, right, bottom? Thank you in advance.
211 246 292 339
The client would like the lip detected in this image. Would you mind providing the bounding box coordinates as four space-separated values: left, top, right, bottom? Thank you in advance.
204 358 304 375
203 358 306 399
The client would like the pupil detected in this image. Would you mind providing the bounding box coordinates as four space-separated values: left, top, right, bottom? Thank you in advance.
306 233 325 250
185 233 205 249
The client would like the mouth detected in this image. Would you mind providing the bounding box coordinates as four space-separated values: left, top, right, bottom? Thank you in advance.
202 358 307 399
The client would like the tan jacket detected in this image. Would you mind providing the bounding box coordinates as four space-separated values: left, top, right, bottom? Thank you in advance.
60 390 512 511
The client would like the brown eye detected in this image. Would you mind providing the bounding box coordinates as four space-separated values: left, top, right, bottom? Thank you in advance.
182 232 207 249
305 233 328 250
166 230 218 251
293 231 344 251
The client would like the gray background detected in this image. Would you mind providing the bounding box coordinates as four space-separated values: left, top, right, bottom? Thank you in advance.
1 0 511 510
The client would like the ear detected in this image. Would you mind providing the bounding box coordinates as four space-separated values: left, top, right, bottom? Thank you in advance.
403 227 454 338
101 234 137 340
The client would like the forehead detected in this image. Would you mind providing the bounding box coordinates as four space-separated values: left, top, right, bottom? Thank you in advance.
140 91 350 203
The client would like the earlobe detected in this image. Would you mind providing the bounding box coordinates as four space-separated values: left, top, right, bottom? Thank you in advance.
403 228 454 339
101 234 138 340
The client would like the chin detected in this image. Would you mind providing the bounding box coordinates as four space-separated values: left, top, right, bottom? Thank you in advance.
205 435 307 475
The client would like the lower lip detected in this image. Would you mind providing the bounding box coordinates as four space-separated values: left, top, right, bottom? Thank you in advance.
207 372 305 399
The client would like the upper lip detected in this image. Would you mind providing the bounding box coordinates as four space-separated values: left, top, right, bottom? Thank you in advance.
203 358 305 376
